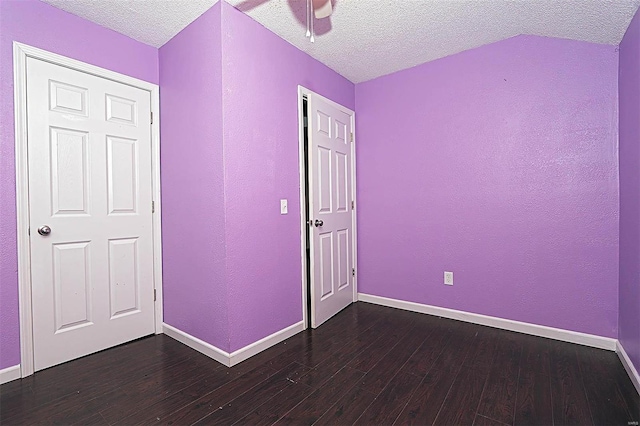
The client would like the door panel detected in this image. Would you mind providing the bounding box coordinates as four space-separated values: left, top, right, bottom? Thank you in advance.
308 94 354 328
105 94 137 125
318 146 332 213
337 229 349 290
107 135 138 214
336 152 348 212
49 80 88 116
27 57 155 371
108 237 140 318
50 127 90 215
52 241 92 332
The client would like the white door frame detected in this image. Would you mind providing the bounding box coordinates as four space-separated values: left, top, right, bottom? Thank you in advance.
13 42 164 378
297 86 358 328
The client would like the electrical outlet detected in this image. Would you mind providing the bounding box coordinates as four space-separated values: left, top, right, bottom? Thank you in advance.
444 271 453 286
280 199 288 215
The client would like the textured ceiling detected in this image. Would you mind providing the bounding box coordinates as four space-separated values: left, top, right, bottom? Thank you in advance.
41 0 640 83
40 0 219 47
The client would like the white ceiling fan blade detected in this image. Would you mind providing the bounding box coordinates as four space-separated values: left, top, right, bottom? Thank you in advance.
313 0 332 19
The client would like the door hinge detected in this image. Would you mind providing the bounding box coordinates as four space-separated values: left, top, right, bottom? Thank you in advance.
350 132 353 142
352 268 355 277
152 201 155 213
28 227 30 236
151 111 153 125
351 201 354 210
154 289 157 301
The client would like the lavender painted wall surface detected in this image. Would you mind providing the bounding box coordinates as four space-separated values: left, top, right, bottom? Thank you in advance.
159 3 229 350
221 2 354 351
0 0 158 369
619 7 640 372
356 35 619 338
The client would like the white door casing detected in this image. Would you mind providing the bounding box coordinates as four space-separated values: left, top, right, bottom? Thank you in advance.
306 91 356 328
14 43 163 376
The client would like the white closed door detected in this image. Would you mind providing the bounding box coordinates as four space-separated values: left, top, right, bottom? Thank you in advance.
308 93 355 328
26 57 155 371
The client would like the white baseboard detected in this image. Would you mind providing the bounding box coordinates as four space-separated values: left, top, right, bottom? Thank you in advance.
162 321 305 367
358 293 617 351
0 365 21 385
616 340 640 395
163 323 231 366
229 321 305 366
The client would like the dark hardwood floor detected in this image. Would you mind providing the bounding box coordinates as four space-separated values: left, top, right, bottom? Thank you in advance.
1 302 638 425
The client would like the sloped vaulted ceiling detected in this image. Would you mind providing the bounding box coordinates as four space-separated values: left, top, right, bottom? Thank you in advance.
41 0 640 82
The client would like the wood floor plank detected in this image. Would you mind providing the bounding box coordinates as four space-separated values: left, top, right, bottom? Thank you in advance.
291 315 377 369
477 333 523 425
4 335 206 421
73 412 109 425
0 345 192 425
101 356 224 423
576 344 634 425
548 341 594 425
0 379 36 422
518 335 552 377
2 385 124 425
513 336 553 425
434 365 490 425
615 369 640 423
115 367 237 425
314 385 377 426
157 365 277 425
1 302 636 426
393 328 477 426
273 366 365 425
589 346 640 423
232 380 315 426
393 362 459 425
193 362 310 425
474 413 511 425
347 316 416 373
514 371 553 426
462 327 499 373
225 331 312 378
359 326 426 394
354 371 422 425
292 323 385 389
399 321 452 378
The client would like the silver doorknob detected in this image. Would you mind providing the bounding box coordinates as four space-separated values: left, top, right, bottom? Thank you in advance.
37 225 51 236
314 219 324 227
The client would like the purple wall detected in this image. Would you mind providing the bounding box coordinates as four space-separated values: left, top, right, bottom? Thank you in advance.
159 3 229 350
221 2 355 351
618 8 640 373
0 0 158 369
0 0 630 370
355 35 619 338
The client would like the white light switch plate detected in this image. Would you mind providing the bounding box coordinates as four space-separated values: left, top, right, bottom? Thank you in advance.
444 271 453 285
280 199 288 214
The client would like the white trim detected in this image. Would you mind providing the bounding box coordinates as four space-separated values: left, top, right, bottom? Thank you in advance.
0 365 21 385
13 42 34 379
358 293 617 351
150 82 164 335
616 340 640 395
13 42 163 378
162 324 230 366
14 42 159 90
297 86 309 329
350 111 358 304
297 86 358 330
229 321 305 366
301 87 356 114
162 321 305 367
